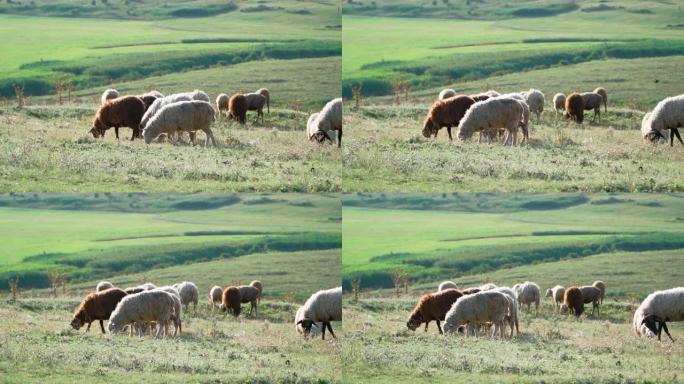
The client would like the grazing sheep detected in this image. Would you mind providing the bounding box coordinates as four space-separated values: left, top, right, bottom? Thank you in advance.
101 89 119 105
641 112 670 143
438 281 458 291
461 287 481 295
406 288 463 334
142 100 217 147
295 305 322 337
579 285 601 315
209 285 223 310
443 290 509 338
521 88 545 124
308 98 342 148
96 281 114 292
296 287 342 340
564 286 584 317
594 87 608 112
494 287 519 337
581 92 603 123
139 91 163 111
307 112 331 144
479 283 498 291
139 92 206 131
250 280 263 304
108 290 176 338
633 287 684 341
645 94 684 147
593 281 606 305
545 285 565 310
245 92 267 123
155 286 182 336
71 288 128 334
90 95 146 140
220 286 242 317
552 93 566 118
216 93 229 119
438 88 457 100
564 93 585 126
514 281 540 313
237 285 260 316
256 88 270 113
173 281 199 312
422 95 475 141
458 97 525 146
228 93 248 124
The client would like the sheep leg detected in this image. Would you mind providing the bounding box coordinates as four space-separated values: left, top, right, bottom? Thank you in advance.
321 322 327 340
661 322 674 342
99 320 105 334
326 322 336 339
115 127 120 140
447 127 453 141
337 129 342 148
671 128 683 146
436 320 443 335
424 320 429 332
86 322 92 332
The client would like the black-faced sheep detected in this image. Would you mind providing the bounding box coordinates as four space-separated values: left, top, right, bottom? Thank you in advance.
552 93 566 119
220 286 242 317
443 290 509 338
594 87 607 112
142 100 217 147
564 286 584 317
245 93 267 124
645 94 684 147
564 93 585 126
422 95 475 141
641 112 670 143
438 88 457 100
296 287 342 340
108 290 176 338
296 305 322 337
438 281 458 291
406 288 463 334
633 287 684 342
90 95 146 140
592 281 606 305
308 98 342 148
228 93 248 125
101 89 119 105
256 88 270 113
71 287 128 334
581 92 603 123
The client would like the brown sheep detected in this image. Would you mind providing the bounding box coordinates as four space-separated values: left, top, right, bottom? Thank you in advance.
581 92 603 123
90 96 146 140
70 287 128 334
228 94 247 125
594 87 608 112
220 286 241 317
470 94 490 102
564 286 584 317
139 94 160 111
564 93 585 126
593 280 606 304
579 285 601 315
461 287 481 295
124 287 145 295
422 95 476 141
406 288 463 334
256 88 270 113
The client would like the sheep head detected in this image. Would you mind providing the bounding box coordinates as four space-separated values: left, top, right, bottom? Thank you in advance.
70 313 86 330
296 318 318 335
422 117 437 138
641 315 663 337
406 313 423 331
310 131 333 144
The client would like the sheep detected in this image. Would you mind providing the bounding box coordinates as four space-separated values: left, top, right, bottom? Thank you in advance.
443 290 509 338
633 287 684 341
139 91 164 111
189 89 210 102
245 92 267 124
545 285 565 310
173 281 199 312
552 93 566 119
124 287 145 295
90 95 146 140
139 92 207 131
594 87 608 112
108 290 176 338
154 286 182 336
458 97 525 146
438 88 457 100
308 98 342 148
96 281 114 292
209 285 223 310
422 95 475 141
514 281 540 313
220 286 241 317
228 93 248 125
478 283 497 291
142 100 217 147
250 280 263 304
256 88 270 113
406 288 463 334
564 92 585 126
307 112 331 144
563 286 584 317
645 94 684 147
237 285 260 316
101 88 119 105
71 287 127 334
438 281 458 291
216 93 229 120
641 112 670 143
579 285 601 315
461 287 481 295
295 305 322 337
593 281 606 305
494 287 519 337
483 90 500 98
581 92 603 123
296 287 342 340
521 89 545 124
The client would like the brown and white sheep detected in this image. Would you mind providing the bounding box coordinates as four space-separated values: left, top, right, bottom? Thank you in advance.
228 94 247 125
545 285 565 311
581 92 603 123
593 280 606 305
70 287 127 334
220 286 241 317
564 93 585 126
422 95 475 141
406 288 463 334
594 87 608 112
90 95 146 140
256 88 270 113
579 285 601 315
564 286 584 317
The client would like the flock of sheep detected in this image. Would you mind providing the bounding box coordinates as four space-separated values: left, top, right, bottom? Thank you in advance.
406 280 683 341
70 280 342 340
426 87 684 147
93 88 343 148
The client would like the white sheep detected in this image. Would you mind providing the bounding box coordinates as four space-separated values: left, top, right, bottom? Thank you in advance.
552 93 566 118
439 89 457 100
295 305 322 337
494 287 519 337
633 287 684 341
142 100 217 147
154 286 182 336
645 94 684 147
101 89 119 105
173 281 199 312
458 97 525 146
438 281 458 291
296 286 342 340
521 89 545 124
108 290 176 338
216 93 229 120
478 283 498 291
514 281 540 313
96 281 114 292
545 285 565 311
209 285 223 310
443 290 509 338
307 112 335 144
189 89 210 102
139 91 210 131
237 285 260 316
308 98 342 148
244 93 267 123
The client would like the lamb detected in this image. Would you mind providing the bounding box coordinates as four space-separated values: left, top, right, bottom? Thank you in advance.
71 287 127 334
216 93 229 120
580 92 603 123
228 93 248 124
644 94 684 147
458 97 526 146
521 89 545 124
514 281 540 313
220 286 242 317
108 290 176 338
552 93 566 118
438 88 457 100
250 280 263 304
90 95 146 140
296 287 342 340
494 287 519 337
173 281 199 312
295 305 322 337
443 290 509 338
594 87 608 112
142 100 217 147
308 98 342 148
563 286 584 317
422 95 475 141
545 285 565 310
592 280 606 305
579 285 601 315
564 92 585 126
237 285 260 316
438 281 458 291
96 281 114 292
101 88 119 105
256 88 270 113
209 285 223 310
406 288 463 334
633 287 684 341
244 92 267 124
